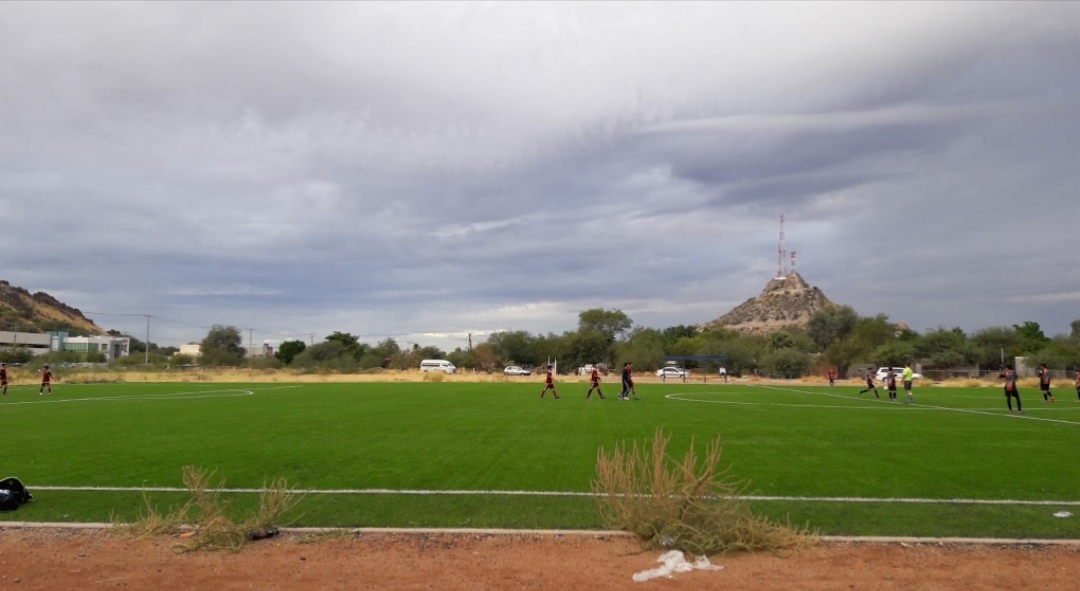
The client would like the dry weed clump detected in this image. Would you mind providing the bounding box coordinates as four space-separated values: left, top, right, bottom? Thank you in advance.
593 429 814 557
422 371 446 383
114 466 302 552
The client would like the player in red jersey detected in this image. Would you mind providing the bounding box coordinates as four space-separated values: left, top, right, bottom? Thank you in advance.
39 364 53 395
540 365 559 399
827 368 836 387
1 362 8 395
586 364 605 400
1038 363 1055 403
1074 369 1080 402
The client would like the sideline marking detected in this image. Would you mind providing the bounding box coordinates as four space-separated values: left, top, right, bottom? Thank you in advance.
0 386 296 407
664 392 1080 412
1 523 1079 546
751 384 1080 426
26 485 1080 506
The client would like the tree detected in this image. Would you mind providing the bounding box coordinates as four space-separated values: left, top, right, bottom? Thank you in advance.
169 353 195 366
760 348 811 379
1013 321 1049 354
292 340 358 372
0 347 34 364
661 324 699 343
1071 319 1080 339
872 342 916 368
807 305 859 351
578 309 632 341
275 340 307 365
971 326 1022 368
198 325 245 366
487 331 537 366
615 327 666 371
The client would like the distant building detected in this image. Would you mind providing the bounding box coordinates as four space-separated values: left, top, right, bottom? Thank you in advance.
57 334 130 361
0 330 52 354
246 343 275 358
179 343 202 357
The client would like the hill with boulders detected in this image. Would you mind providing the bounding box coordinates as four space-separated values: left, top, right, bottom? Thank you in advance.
0 280 103 335
699 272 835 335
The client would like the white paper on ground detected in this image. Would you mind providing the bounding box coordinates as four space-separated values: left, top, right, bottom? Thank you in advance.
632 550 724 582
1053 511 1072 518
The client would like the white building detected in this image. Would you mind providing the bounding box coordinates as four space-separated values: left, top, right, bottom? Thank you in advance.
52 333 130 361
179 343 202 357
0 330 52 354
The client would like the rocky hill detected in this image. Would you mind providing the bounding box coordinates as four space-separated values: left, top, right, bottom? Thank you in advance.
699 272 834 335
0 280 103 335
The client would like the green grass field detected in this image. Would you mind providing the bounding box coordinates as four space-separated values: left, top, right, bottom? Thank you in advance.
2 380 1079 538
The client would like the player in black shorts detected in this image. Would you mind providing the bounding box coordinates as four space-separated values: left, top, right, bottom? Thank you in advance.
0 362 8 395
1038 363 1055 402
1000 365 1022 414
858 368 879 398
1074 369 1080 402
885 368 898 402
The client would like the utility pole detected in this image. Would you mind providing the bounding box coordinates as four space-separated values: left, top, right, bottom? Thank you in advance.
249 328 255 368
145 315 150 365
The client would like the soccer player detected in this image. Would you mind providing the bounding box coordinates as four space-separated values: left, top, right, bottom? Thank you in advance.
827 368 836 387
0 362 8 395
719 366 727 383
903 363 914 404
1000 365 1022 414
39 364 53 396
619 362 636 400
586 364 605 400
885 368 898 402
1075 369 1080 402
858 368 880 398
1038 363 1055 403
539 365 559 399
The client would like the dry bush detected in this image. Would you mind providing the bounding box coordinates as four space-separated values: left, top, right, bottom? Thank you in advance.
422 371 445 383
114 466 303 552
593 429 814 556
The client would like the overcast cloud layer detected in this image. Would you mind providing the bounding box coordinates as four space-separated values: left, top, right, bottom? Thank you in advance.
2 2 1079 349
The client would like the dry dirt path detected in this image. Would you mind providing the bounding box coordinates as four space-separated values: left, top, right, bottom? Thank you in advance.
1 530 1079 590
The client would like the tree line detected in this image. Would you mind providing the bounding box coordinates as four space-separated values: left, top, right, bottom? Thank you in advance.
4 311 1077 378
189 310 1080 378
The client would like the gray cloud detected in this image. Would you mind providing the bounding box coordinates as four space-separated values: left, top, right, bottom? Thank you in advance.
1 2 1079 349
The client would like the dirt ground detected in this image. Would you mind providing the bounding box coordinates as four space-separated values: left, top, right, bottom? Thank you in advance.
1 530 1078 591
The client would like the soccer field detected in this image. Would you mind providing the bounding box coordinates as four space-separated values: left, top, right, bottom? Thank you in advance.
2 380 1079 538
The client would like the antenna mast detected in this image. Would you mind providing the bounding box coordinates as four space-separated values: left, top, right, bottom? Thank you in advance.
776 215 786 278
790 250 797 274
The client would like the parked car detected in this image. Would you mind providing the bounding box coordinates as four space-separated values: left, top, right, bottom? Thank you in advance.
503 366 531 376
656 366 691 379
874 367 923 381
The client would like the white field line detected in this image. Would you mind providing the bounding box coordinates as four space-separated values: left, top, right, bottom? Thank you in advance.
664 392 1080 412
0 388 254 406
1 522 1078 545
27 485 1080 506
0 385 297 407
751 384 1080 426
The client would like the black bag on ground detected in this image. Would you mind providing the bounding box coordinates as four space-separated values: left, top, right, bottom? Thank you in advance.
0 477 33 512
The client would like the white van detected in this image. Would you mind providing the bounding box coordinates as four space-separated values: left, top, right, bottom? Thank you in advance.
419 359 457 374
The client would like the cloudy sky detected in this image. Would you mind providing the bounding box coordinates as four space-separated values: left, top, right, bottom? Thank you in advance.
2 2 1079 350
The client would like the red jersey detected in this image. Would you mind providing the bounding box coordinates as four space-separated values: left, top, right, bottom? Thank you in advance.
590 368 599 383
41 370 52 383
545 370 553 385
0 368 7 381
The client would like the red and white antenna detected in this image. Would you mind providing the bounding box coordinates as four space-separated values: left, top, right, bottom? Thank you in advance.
776 215 787 278
790 250 797 274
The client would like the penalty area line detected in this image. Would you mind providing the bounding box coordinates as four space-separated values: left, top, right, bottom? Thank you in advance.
27 486 1080 506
